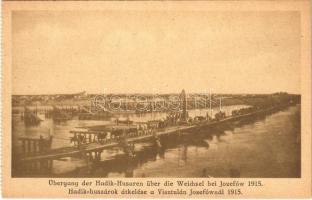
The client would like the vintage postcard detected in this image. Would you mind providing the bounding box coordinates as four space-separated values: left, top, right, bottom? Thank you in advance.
2 0 311 198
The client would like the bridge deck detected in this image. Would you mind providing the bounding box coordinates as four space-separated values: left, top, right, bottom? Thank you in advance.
20 125 192 162
19 105 286 163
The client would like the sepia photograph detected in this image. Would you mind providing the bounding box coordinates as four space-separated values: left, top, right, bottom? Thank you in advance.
10 9 302 178
2 0 311 198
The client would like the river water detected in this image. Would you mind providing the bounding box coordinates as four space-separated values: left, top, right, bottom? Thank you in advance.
12 105 300 178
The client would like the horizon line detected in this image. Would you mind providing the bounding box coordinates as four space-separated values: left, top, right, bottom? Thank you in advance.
12 91 301 96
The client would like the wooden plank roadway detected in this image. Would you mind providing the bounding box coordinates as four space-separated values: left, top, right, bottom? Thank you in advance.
19 105 287 163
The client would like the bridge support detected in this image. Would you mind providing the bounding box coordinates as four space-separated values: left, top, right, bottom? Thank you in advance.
85 150 102 162
19 136 53 156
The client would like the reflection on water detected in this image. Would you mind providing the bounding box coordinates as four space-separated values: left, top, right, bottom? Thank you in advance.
12 105 300 178
12 105 247 152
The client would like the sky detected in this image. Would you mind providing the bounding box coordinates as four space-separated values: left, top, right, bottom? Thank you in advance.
12 11 301 95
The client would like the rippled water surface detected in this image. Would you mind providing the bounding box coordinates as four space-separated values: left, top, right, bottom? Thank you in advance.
12 105 300 178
